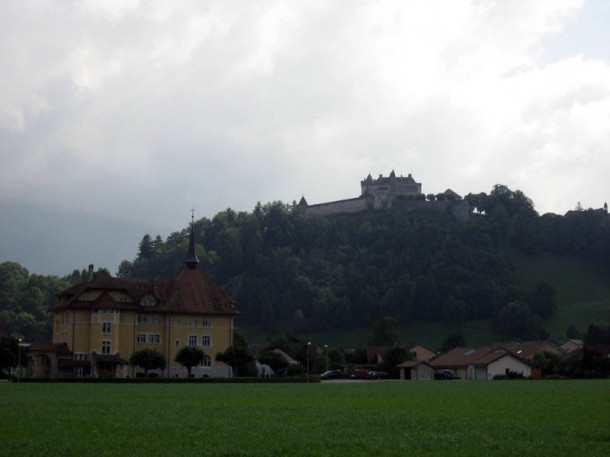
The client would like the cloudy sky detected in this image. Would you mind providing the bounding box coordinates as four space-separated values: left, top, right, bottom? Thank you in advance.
1 0 609 276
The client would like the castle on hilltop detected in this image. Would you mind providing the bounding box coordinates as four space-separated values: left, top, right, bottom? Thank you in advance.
297 171 469 221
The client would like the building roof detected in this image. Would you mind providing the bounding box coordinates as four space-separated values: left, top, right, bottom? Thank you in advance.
560 339 584 351
28 342 72 357
496 340 563 359
160 267 238 315
53 267 238 316
396 360 433 369
53 221 239 316
431 346 529 368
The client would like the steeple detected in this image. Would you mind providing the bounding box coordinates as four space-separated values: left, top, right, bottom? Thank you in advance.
184 210 199 269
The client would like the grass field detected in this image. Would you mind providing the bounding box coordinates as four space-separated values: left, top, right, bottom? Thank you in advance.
1 380 608 457
509 251 610 340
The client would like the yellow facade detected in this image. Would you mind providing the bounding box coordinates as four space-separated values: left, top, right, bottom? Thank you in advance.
53 294 235 377
52 266 239 378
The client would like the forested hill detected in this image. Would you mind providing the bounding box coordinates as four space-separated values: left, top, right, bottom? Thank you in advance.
116 185 610 340
2 185 608 344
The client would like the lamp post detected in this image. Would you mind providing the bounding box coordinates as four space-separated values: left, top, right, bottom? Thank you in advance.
306 341 311 383
17 338 22 383
17 339 30 383
325 344 328 372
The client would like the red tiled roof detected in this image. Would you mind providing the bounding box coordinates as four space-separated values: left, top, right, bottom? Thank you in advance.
28 342 72 356
161 267 238 315
396 360 432 368
497 340 563 359
431 346 527 368
53 267 238 316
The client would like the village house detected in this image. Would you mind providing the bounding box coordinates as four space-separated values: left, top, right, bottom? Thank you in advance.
397 360 435 380
431 345 532 380
36 219 240 379
396 344 437 380
497 340 563 360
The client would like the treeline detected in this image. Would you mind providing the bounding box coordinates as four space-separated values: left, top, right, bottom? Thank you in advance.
0 263 82 342
118 185 610 340
2 185 607 344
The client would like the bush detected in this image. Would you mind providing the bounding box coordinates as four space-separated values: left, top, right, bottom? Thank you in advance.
287 364 305 376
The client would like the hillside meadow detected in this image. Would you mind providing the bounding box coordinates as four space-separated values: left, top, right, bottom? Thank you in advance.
1 380 608 457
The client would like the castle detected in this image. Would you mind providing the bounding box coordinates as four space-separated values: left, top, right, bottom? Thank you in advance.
297 171 469 221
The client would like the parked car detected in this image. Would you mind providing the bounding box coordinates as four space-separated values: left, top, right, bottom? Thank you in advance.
350 368 369 379
321 370 342 380
367 371 388 379
434 369 454 380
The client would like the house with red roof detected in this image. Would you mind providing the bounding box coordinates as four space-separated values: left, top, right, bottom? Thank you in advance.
431 345 531 380
46 217 239 379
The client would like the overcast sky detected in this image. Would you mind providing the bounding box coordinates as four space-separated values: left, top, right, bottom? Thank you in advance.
1 0 609 276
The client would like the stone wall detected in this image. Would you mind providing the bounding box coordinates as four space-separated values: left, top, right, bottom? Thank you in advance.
302 197 368 216
301 197 470 221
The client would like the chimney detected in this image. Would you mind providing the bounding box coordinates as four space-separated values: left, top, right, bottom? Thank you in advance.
88 264 94 281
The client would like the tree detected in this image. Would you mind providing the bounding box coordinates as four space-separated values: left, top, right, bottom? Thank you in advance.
259 350 290 376
368 317 397 345
175 346 205 377
585 323 610 345
495 301 548 340
531 350 560 377
382 346 412 378
566 324 582 339
129 349 166 377
137 234 155 260
439 332 466 353
0 336 18 376
528 282 557 318
216 346 254 377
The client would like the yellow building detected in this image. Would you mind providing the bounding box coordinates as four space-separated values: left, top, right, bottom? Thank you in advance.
51 224 239 378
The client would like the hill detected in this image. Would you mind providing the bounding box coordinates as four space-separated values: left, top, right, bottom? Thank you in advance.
115 184 609 349
2 184 609 349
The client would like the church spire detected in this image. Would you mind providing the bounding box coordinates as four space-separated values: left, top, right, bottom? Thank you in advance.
184 209 199 269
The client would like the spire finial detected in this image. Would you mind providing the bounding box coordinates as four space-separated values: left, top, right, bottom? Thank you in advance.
185 209 199 269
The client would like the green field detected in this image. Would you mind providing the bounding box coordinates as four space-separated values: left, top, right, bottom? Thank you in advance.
1 380 608 457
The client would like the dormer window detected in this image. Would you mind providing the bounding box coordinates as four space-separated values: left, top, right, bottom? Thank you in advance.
140 296 157 307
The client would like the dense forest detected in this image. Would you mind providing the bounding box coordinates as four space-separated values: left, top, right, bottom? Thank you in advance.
1 185 609 344
116 185 609 340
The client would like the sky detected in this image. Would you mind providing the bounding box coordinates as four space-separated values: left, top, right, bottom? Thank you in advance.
1 0 609 276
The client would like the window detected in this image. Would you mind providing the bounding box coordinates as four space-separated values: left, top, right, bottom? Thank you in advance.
137 314 147 324
102 322 111 334
188 335 197 347
201 356 212 367
74 352 88 361
140 296 156 306
175 339 180 347
137 333 147 343
151 314 160 324
202 335 211 347
148 334 160 344
202 318 211 328
189 318 197 327
102 340 111 355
